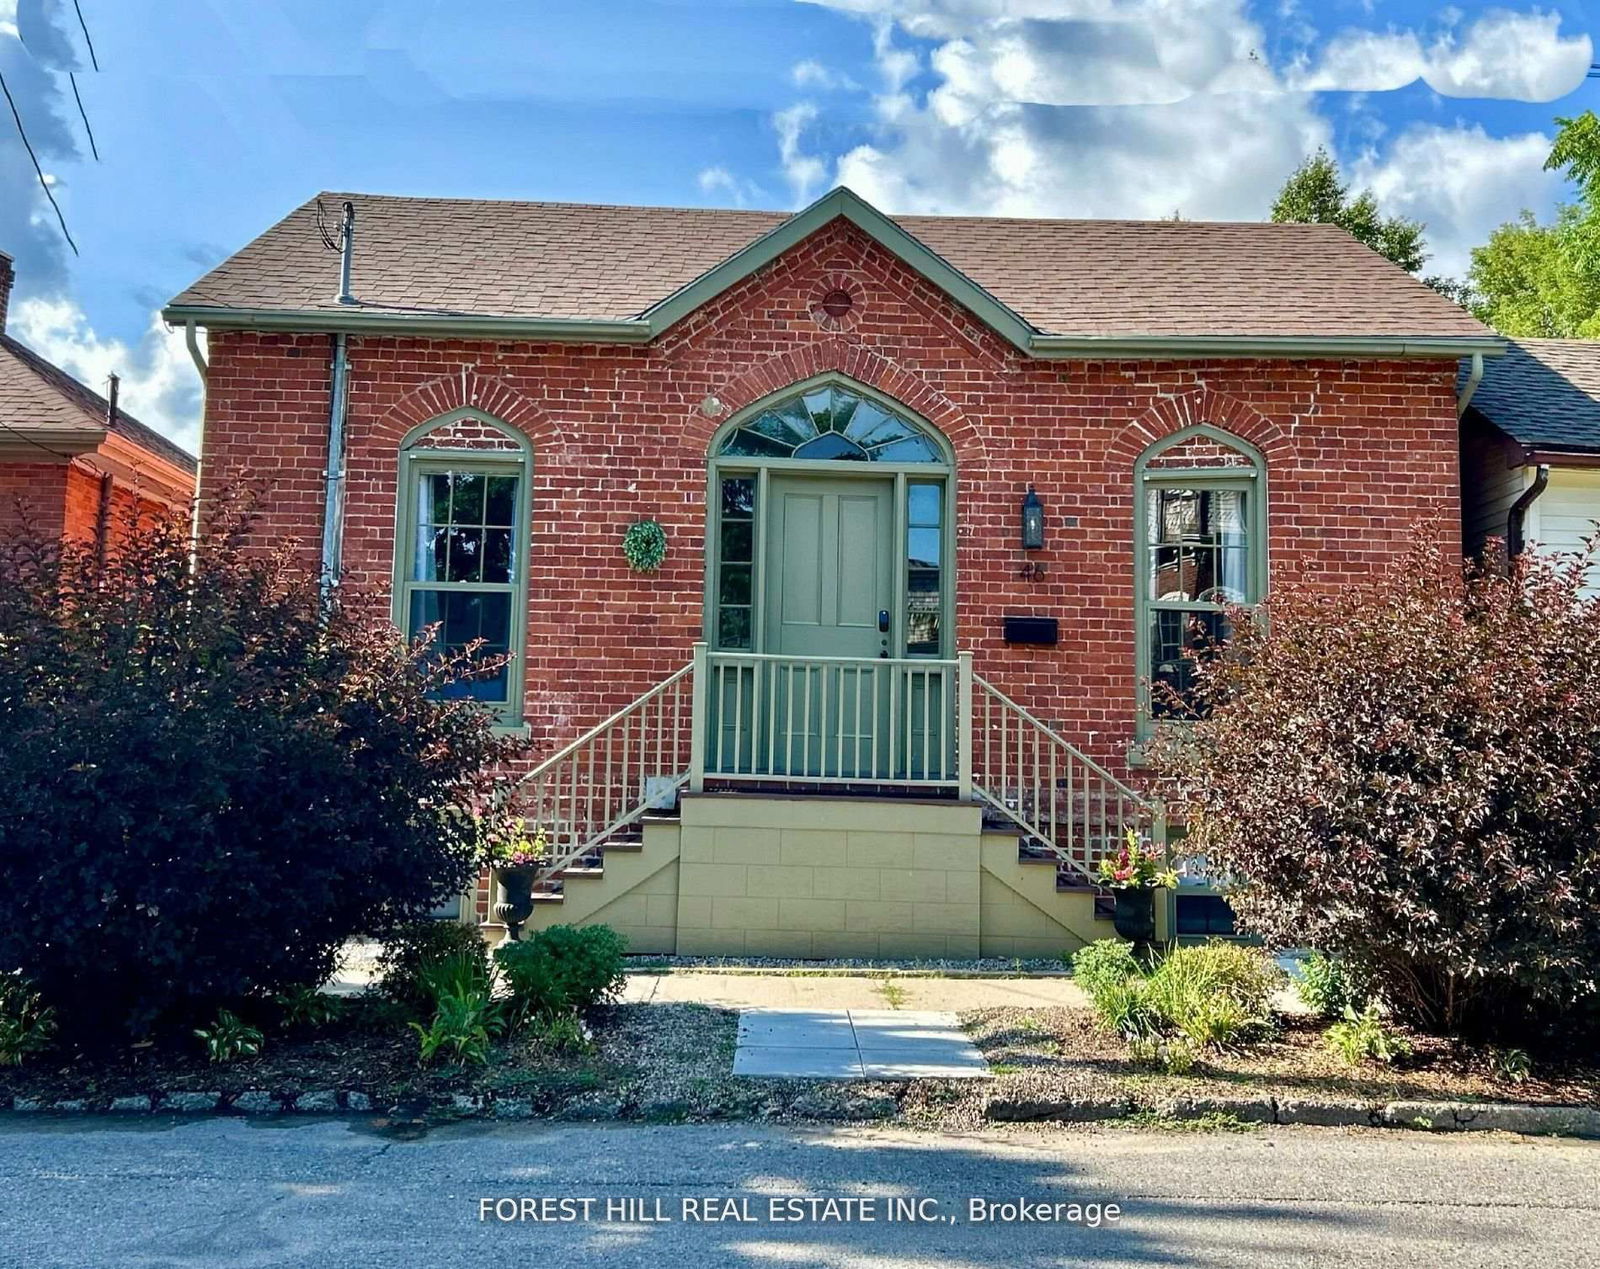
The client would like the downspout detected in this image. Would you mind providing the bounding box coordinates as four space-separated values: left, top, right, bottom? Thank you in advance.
182 319 207 549
319 332 350 603
320 202 356 603
1456 352 1483 419
96 373 119 562
1506 463 1550 559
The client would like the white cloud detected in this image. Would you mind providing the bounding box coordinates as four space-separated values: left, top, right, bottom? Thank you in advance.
764 0 1573 271
697 165 767 207
1 5 199 453
1291 9 1591 101
790 0 1330 220
792 58 858 91
775 101 828 202
1352 124 1563 279
11 298 202 456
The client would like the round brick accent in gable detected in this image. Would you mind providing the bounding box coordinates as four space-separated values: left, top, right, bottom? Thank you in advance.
809 273 864 332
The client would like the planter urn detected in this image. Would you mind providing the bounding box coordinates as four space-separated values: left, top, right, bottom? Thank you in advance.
1111 885 1157 948
492 866 536 942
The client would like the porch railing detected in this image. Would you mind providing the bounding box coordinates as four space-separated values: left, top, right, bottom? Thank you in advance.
969 673 1163 880
511 642 1163 887
694 647 963 788
510 663 694 886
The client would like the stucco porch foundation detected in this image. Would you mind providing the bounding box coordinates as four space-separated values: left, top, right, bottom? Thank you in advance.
521 792 1122 959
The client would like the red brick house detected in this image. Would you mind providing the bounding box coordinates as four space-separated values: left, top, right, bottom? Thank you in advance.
0 251 196 545
165 188 1502 955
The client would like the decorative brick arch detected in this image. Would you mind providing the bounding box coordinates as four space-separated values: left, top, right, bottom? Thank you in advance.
1107 385 1292 470
686 340 990 471
367 367 566 455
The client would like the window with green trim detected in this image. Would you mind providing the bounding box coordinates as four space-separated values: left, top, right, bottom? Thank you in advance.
402 462 525 708
1135 429 1264 725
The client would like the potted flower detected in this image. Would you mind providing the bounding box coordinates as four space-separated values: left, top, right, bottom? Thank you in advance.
480 811 548 943
1097 829 1177 950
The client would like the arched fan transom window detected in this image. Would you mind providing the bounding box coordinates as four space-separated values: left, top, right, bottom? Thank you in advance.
717 385 944 463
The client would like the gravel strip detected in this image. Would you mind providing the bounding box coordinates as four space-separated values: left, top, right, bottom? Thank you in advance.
625 955 1068 977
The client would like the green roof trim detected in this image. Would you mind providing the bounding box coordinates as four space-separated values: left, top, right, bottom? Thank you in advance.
639 187 1041 351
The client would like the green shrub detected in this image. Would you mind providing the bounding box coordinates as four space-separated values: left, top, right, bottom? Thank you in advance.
1094 977 1160 1042
1489 1047 1532 1083
1325 1003 1413 1067
529 1010 593 1055
378 920 490 1014
1084 940 1280 1052
1143 942 1281 1048
411 990 503 1066
274 984 342 1029
0 972 55 1066
1295 951 1361 1019
495 924 627 1022
194 1009 264 1063
1071 939 1143 1005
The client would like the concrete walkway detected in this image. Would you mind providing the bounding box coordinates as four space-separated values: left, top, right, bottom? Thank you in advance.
733 1008 991 1080
622 971 1090 1011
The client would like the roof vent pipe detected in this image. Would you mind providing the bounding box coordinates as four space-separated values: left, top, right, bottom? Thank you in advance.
337 201 356 306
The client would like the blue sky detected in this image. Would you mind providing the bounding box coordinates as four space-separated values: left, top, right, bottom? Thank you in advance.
2 0 1598 451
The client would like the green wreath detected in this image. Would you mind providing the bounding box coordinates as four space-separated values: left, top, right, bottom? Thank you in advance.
622 518 668 573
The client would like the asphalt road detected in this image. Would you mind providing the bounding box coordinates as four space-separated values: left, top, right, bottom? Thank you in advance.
1 1116 1597 1268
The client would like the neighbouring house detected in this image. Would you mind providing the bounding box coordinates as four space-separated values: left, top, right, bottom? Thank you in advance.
0 251 196 545
164 187 1502 957
1460 339 1600 595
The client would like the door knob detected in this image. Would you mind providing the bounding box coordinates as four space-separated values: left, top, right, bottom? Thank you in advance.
878 609 890 633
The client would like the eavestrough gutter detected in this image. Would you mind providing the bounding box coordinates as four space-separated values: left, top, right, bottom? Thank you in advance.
159 302 1505 362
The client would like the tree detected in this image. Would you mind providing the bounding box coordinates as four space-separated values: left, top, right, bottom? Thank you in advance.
1151 533 1600 1047
1467 111 1600 337
1270 148 1428 274
0 502 516 1043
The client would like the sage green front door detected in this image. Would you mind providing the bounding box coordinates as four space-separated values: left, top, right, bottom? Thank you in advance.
748 476 893 778
765 476 894 660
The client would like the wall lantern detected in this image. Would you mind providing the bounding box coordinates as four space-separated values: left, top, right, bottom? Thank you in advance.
1020 484 1045 550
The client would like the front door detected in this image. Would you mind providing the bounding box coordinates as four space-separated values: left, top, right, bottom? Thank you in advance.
765 476 893 660
721 476 890 779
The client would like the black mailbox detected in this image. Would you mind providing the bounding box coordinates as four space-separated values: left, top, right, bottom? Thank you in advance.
1003 615 1058 646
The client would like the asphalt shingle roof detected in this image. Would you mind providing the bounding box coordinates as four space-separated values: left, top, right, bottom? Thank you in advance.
0 334 197 473
169 191 1492 341
1465 339 1600 454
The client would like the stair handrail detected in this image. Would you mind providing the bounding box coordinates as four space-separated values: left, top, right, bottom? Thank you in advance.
505 661 694 887
969 671 1164 882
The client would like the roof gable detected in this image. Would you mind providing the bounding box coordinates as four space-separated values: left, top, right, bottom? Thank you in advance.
642 187 1038 351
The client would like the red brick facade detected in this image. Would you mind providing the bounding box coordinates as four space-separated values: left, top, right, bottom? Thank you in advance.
0 453 189 547
200 218 1461 775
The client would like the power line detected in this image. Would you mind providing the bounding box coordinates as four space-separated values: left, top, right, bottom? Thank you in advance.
0 70 78 255
72 0 100 73
69 73 98 161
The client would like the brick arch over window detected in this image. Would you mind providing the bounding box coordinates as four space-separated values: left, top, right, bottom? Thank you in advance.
368 368 564 455
686 341 990 472
1107 386 1291 471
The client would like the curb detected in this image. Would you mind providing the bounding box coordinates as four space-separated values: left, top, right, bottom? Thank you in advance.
982 1092 1600 1138
4 1087 1596 1139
